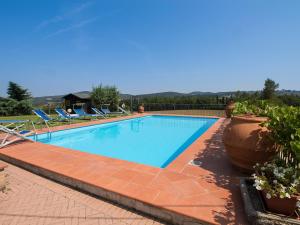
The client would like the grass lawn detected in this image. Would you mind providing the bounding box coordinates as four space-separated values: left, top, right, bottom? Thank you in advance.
0 114 126 129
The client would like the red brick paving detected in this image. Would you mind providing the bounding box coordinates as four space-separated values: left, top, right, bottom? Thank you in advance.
0 160 165 225
0 114 248 225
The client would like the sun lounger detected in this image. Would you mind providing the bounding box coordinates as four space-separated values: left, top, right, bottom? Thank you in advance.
118 106 130 115
33 109 53 122
55 108 80 120
73 108 103 119
100 108 123 115
32 109 54 131
0 120 35 148
91 107 106 118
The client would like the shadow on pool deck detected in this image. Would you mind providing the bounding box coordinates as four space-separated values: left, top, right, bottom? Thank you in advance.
192 119 248 225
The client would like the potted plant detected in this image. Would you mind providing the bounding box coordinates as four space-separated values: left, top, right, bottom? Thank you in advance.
252 160 299 215
223 101 277 172
138 104 144 113
251 106 300 215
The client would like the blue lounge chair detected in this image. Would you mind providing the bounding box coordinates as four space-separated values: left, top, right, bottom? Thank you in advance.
33 109 53 121
100 107 123 115
0 120 35 148
118 106 130 115
73 108 103 119
55 108 80 120
91 107 106 118
32 109 54 131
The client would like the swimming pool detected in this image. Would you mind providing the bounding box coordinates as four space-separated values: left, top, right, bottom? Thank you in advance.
33 115 217 168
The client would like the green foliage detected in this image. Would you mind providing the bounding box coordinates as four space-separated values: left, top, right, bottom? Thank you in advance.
231 79 300 106
252 105 300 197
262 106 300 166
278 94 300 106
91 85 120 110
7 81 31 101
262 78 279 100
231 90 300 107
0 98 33 116
91 85 107 107
0 82 33 116
232 100 273 117
234 91 261 102
106 86 120 111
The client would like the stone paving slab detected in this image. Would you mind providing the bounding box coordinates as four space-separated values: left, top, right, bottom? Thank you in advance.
0 160 165 225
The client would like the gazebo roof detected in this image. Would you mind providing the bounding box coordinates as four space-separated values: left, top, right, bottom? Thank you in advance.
63 92 91 100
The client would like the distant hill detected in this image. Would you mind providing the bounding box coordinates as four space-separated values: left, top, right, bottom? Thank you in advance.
276 89 300 96
32 94 64 105
30 89 300 106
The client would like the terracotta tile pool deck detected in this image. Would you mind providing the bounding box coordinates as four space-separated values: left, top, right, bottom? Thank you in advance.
0 114 247 225
0 160 165 225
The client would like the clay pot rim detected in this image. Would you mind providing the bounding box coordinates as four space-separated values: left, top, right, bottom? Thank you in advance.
262 190 300 200
232 114 268 123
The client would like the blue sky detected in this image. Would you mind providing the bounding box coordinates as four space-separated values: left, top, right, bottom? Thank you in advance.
0 0 300 97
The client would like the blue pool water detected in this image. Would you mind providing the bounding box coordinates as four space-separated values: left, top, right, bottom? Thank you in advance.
33 115 217 168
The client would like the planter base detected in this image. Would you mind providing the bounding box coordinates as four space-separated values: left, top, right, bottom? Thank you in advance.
223 116 276 173
261 191 298 216
240 178 300 225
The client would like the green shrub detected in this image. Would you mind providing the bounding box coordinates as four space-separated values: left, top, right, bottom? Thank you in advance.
0 98 33 116
232 100 273 117
262 106 300 166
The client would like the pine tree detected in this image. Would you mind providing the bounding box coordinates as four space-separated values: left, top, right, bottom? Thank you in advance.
7 81 31 101
262 78 279 100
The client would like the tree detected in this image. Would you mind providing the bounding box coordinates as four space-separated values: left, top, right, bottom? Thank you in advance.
7 81 31 101
262 78 279 100
106 86 120 110
90 85 107 107
90 85 120 109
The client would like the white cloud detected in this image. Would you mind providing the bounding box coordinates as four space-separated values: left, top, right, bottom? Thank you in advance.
35 1 95 31
44 16 99 39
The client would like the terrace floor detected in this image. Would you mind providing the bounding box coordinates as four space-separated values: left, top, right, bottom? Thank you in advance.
0 160 165 225
0 114 248 225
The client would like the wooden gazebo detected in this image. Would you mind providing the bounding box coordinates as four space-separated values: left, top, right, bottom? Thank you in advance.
63 92 92 113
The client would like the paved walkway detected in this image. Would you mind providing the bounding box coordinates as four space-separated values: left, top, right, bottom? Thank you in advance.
0 160 166 225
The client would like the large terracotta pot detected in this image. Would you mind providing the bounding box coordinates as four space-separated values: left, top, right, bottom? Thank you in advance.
223 115 276 173
261 191 298 216
225 101 235 118
138 105 144 113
